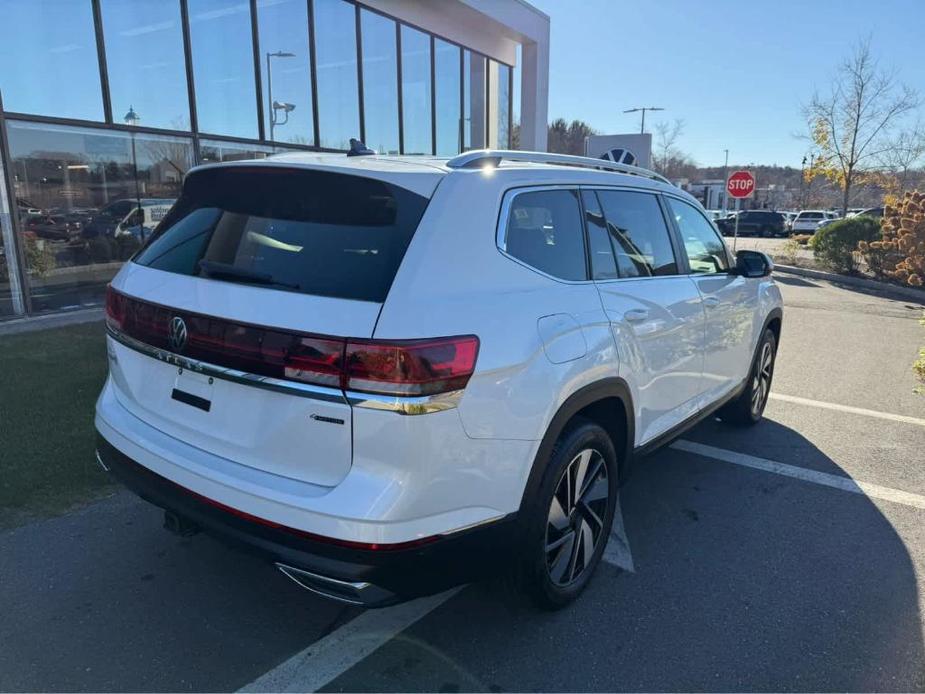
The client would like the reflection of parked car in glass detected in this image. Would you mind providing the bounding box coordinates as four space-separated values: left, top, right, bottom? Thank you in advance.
23 214 82 242
83 199 175 241
715 209 787 237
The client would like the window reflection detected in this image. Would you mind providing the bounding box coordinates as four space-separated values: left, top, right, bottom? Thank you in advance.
0 0 103 120
199 140 274 163
315 0 360 150
400 26 432 155
463 50 486 151
434 40 461 156
0 161 16 316
6 121 193 313
257 0 314 145
495 62 511 149
101 0 190 131
361 10 399 155
188 0 258 139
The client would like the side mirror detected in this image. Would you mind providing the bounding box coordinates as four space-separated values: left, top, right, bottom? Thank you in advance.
734 250 773 278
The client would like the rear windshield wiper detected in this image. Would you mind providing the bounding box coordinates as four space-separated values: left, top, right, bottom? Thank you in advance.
197 260 300 289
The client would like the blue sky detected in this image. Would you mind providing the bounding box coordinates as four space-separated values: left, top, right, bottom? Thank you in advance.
530 0 925 167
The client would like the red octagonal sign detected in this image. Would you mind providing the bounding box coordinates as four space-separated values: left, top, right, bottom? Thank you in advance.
727 170 756 199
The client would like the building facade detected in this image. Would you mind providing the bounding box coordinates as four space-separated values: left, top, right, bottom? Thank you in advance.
0 0 549 318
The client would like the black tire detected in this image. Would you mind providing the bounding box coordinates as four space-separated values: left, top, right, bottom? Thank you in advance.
517 419 618 609
718 328 777 426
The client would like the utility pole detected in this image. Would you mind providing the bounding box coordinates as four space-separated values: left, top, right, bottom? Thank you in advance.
722 149 729 215
623 106 665 134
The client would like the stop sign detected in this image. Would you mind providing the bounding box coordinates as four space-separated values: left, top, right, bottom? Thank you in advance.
727 170 756 199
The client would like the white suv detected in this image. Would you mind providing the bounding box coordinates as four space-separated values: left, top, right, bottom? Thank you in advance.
96 148 782 608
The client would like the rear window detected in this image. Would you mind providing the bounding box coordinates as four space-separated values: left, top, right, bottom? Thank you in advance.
134 167 430 302
798 212 823 219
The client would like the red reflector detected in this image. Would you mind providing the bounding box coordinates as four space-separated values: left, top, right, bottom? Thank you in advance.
344 336 480 396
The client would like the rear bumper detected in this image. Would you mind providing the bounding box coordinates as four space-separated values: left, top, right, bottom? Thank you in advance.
96 436 520 606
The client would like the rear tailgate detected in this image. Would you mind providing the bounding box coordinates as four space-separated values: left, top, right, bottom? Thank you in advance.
105 163 436 487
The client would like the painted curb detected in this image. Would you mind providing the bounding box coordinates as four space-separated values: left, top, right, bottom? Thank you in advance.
774 264 925 303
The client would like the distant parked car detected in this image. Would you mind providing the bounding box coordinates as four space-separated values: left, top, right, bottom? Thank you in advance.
791 210 837 235
715 209 787 237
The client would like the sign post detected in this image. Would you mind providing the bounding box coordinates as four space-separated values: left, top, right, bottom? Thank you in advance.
726 170 756 250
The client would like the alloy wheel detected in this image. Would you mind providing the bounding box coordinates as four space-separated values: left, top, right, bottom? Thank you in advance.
545 448 610 586
751 341 774 416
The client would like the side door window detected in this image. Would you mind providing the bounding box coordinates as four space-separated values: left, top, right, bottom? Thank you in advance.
595 189 679 277
503 189 587 281
666 197 731 274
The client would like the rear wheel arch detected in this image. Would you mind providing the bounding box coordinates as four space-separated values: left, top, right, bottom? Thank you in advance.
518 378 634 514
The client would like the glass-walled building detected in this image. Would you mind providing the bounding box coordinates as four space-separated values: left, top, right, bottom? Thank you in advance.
0 0 549 319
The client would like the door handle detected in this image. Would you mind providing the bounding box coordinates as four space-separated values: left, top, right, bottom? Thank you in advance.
624 309 649 322
702 296 720 308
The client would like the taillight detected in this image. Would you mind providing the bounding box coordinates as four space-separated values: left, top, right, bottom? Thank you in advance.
106 288 478 398
344 336 480 396
283 337 345 388
105 285 126 331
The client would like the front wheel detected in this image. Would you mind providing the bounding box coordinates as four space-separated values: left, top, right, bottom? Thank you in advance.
718 328 777 426
519 420 618 609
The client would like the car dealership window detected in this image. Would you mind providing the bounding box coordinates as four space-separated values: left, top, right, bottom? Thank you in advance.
434 39 462 156
361 9 400 155
400 25 433 155
314 0 360 150
257 0 315 145
188 0 258 139
463 50 487 150
0 0 103 121
101 0 191 131
5 120 192 313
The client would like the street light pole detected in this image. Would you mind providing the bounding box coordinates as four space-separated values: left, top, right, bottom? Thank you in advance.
266 51 295 142
123 106 142 239
623 106 665 134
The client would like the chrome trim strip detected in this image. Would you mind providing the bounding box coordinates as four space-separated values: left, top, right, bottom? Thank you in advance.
106 326 347 404
344 388 464 415
275 563 394 606
107 326 462 414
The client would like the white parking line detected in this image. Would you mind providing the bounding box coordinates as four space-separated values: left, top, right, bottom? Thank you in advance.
672 439 925 510
769 392 925 428
239 587 462 693
602 494 635 572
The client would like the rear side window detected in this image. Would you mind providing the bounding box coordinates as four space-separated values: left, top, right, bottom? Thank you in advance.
503 189 587 281
134 167 429 302
596 190 678 277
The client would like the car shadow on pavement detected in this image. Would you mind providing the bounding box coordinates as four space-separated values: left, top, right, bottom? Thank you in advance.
322 416 925 693
0 493 362 692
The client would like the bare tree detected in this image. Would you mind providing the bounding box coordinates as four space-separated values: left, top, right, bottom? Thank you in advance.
651 119 696 178
804 38 919 215
879 123 925 195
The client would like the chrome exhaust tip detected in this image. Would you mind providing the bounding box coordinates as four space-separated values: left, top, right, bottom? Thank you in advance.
275 563 396 606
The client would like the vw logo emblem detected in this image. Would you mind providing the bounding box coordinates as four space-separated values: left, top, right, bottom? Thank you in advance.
168 316 188 353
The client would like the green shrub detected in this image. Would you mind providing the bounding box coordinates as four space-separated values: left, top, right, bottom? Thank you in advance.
810 216 881 274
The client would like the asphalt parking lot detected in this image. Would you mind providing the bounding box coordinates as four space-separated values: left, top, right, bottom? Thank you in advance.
2 273 925 692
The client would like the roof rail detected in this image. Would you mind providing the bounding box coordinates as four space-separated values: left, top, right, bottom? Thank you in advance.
445 149 672 185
